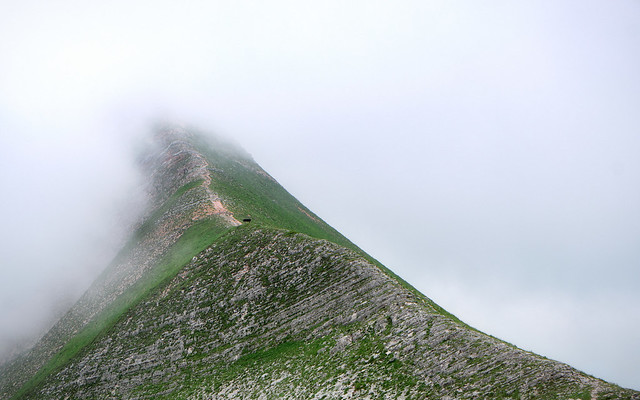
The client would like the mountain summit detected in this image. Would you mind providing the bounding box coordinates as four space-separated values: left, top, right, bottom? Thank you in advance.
1 126 638 400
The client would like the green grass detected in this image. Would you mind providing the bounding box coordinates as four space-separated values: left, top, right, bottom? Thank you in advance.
11 218 231 400
13 221 634 400
136 179 205 238
189 135 462 322
190 134 355 248
86 178 208 289
10 132 511 398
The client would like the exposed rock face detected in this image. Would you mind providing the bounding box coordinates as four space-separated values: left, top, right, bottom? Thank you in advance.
25 227 640 399
2 127 638 400
144 129 241 227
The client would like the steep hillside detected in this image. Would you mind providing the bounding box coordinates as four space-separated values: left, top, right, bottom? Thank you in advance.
17 225 640 399
2 126 638 400
0 126 362 399
0 128 234 398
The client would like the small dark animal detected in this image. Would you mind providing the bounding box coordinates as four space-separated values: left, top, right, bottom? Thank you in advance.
243 218 252 223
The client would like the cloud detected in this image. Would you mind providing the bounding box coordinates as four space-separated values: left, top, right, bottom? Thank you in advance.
0 0 638 390
0 119 147 360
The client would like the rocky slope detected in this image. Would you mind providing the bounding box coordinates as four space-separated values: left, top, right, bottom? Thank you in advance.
0 128 239 398
21 226 640 399
2 126 638 400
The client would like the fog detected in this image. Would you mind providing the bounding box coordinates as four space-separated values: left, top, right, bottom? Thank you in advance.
1 0 639 390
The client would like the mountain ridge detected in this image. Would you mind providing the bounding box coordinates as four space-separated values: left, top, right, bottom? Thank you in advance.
1 126 638 399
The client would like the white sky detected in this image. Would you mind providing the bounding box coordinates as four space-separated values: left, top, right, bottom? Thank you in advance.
0 0 639 390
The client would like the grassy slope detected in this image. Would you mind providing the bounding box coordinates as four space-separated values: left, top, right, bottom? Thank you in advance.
191 133 466 324
23 226 432 399
10 190 229 399
11 131 407 398
22 225 639 400
190 134 353 247
8 131 526 398
9 132 348 398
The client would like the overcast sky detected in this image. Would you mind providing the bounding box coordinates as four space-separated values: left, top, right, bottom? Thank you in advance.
1 0 639 390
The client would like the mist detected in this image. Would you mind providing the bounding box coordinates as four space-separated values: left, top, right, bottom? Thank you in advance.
1 0 639 390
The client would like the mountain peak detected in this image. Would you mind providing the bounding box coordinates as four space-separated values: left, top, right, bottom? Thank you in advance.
1 126 638 400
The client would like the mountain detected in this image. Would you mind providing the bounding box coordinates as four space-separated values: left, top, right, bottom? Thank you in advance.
1 126 638 400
